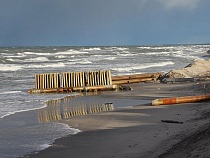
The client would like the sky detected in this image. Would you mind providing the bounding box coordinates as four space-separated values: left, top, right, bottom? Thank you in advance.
0 0 210 46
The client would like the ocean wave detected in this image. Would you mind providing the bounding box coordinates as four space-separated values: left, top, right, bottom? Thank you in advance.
55 49 88 55
25 62 65 68
106 47 129 51
35 123 81 153
137 46 152 49
138 46 172 50
0 64 23 71
116 47 129 51
93 55 103 57
23 51 37 55
171 50 202 59
23 52 52 56
140 51 171 55
0 93 81 119
172 53 201 60
104 57 116 60
81 47 101 51
0 104 47 119
112 61 174 72
6 58 15 61
0 62 65 70
6 54 26 58
5 57 50 63
117 53 136 57
24 57 49 62
68 60 92 65
55 55 66 59
0 91 22 95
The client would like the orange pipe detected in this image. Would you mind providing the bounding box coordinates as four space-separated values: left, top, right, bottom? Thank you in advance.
152 94 210 106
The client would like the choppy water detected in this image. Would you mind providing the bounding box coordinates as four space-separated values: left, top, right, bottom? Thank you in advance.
0 45 209 157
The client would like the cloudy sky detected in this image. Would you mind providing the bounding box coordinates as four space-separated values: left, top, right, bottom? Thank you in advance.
0 0 209 46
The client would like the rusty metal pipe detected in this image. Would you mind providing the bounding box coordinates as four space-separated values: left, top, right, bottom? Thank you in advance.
112 78 154 85
152 94 210 106
28 85 119 93
111 73 161 81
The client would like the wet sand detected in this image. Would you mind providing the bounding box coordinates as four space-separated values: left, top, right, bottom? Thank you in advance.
26 81 210 158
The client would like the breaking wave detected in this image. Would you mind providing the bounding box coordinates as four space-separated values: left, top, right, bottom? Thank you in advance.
112 61 174 72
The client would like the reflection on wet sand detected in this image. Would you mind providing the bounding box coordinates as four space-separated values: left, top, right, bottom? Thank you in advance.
38 96 114 123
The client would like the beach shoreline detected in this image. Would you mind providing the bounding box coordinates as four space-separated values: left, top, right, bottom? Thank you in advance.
25 80 210 158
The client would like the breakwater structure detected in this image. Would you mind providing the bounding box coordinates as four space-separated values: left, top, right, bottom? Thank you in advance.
28 70 162 93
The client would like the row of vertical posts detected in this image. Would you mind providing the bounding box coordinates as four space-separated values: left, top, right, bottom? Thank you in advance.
35 73 60 89
34 70 112 90
86 70 112 86
38 103 114 123
61 72 85 88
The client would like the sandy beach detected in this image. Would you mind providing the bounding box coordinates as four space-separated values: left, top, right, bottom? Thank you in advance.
26 78 210 158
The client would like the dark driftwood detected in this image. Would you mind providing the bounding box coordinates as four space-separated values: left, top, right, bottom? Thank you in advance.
161 120 183 124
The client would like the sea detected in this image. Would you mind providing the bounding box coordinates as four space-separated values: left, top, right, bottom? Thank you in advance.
0 45 209 158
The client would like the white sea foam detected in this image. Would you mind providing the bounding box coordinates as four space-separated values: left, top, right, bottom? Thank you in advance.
0 93 81 119
23 51 37 55
38 144 51 151
116 47 129 51
138 46 151 49
0 91 22 95
55 49 88 55
6 58 15 61
35 124 81 152
81 47 101 51
6 57 56 63
6 54 26 58
69 60 92 65
112 61 174 72
172 53 201 60
0 64 23 71
24 57 49 62
0 105 47 119
15 52 28 58
93 55 103 57
26 62 65 68
56 55 66 58
23 52 52 56
171 50 202 59
140 51 171 55
118 53 136 57
138 46 171 50
6 58 31 63
6 57 50 63
104 57 116 60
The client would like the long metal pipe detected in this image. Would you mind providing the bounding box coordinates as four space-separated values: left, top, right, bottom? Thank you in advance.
28 85 119 93
112 78 154 85
152 94 210 106
111 73 161 81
